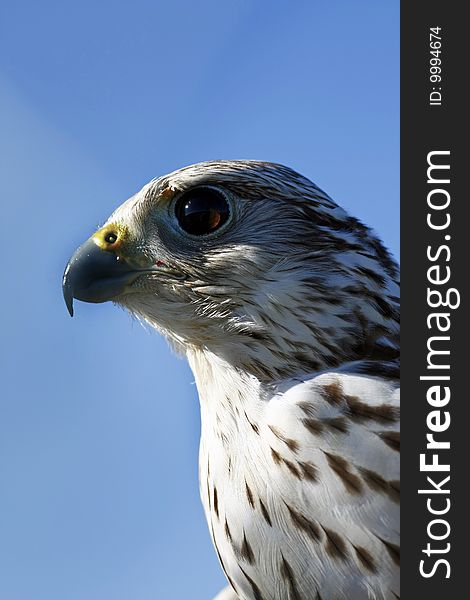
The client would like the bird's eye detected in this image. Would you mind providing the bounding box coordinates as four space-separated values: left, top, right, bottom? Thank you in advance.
174 187 230 236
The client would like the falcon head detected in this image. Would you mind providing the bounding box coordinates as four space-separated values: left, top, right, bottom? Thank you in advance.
63 160 399 381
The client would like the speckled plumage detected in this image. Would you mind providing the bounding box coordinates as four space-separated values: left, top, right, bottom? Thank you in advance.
66 161 400 600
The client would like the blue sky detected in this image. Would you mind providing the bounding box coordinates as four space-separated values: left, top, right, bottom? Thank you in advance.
0 2 398 598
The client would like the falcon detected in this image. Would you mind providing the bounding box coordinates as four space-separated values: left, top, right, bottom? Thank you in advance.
63 161 400 600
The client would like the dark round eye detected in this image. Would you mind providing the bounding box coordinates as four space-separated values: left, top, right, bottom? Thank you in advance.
174 187 230 236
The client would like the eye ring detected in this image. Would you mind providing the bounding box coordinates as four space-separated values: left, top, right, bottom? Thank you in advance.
174 187 231 237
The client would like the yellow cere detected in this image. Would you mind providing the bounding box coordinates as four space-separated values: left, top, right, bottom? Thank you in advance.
92 224 128 252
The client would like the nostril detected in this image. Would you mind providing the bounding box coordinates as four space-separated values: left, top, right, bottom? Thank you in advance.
105 232 118 244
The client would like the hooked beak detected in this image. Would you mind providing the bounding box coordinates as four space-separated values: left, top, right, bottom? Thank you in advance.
62 238 140 317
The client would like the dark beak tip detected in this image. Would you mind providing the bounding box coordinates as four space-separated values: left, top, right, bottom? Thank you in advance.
65 294 74 317
62 271 74 317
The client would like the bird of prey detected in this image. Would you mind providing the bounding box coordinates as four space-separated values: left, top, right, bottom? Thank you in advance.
63 161 400 600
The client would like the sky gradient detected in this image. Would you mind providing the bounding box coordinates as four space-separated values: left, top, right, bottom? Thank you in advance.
0 2 398 598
